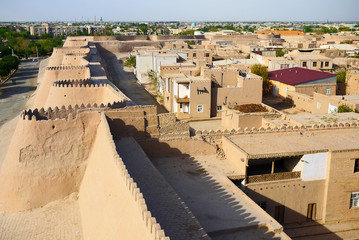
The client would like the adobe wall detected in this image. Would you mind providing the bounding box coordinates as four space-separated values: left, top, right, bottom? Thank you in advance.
79 114 168 240
222 136 247 176
312 92 358 113
33 68 91 108
106 106 190 140
0 111 100 212
138 138 216 158
43 84 127 109
95 41 161 55
106 106 160 139
346 71 359 95
221 106 276 130
288 91 313 112
245 179 326 224
324 150 359 223
295 83 336 97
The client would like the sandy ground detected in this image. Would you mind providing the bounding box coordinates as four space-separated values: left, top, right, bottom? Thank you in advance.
0 193 83 240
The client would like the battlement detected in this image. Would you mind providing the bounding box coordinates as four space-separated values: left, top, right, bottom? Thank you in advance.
195 120 359 138
52 79 108 88
20 101 127 121
46 65 88 71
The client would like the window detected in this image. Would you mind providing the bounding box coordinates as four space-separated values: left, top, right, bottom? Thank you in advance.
280 64 289 69
193 53 197 58
350 192 359 208
325 61 329 67
205 53 210 57
354 159 359 173
217 106 222 111
302 61 307 67
325 88 331 95
313 62 317 67
197 90 203 95
197 105 203 112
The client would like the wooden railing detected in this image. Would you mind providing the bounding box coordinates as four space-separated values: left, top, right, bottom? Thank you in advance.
247 171 301 184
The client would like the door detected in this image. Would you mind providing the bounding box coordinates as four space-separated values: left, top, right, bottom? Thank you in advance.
273 86 279 96
274 205 285 224
307 203 316 220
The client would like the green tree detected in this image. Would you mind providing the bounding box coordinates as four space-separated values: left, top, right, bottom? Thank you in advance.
0 55 20 77
250 64 272 95
336 70 347 83
276 49 285 57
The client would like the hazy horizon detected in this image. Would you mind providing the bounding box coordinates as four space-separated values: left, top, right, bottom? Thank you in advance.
1 0 358 22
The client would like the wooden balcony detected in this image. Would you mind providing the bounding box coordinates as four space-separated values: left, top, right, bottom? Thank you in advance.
175 96 190 103
246 171 301 184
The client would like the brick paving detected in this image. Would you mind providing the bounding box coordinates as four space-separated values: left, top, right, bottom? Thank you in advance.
0 195 83 240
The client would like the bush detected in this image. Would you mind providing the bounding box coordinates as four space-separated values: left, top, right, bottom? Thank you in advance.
124 55 136 68
338 104 354 113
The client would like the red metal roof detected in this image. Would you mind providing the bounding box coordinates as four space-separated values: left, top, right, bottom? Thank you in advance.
268 67 336 86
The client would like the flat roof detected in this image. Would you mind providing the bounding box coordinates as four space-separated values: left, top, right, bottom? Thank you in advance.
227 128 359 158
289 112 359 126
293 54 331 60
333 95 359 104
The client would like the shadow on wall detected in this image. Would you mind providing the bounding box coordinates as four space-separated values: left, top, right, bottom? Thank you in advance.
243 187 342 239
107 117 285 240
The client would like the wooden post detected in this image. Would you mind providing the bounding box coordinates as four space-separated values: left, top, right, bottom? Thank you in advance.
271 160 275 174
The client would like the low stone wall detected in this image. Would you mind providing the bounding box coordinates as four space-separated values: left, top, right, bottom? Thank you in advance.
158 113 190 140
79 113 169 240
106 106 190 140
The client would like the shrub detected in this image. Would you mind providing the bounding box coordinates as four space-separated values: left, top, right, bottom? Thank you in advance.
124 55 136 68
338 104 354 113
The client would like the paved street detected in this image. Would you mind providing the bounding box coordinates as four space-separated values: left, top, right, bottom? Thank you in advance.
0 60 39 127
98 50 168 113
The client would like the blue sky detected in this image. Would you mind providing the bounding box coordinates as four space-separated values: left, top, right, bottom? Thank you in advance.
0 0 358 22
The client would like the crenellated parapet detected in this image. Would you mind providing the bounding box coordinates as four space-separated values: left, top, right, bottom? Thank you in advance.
99 113 170 240
52 79 108 88
46 65 88 71
195 121 359 138
20 101 127 121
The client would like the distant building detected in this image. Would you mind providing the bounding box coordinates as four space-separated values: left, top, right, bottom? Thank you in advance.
257 30 305 36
